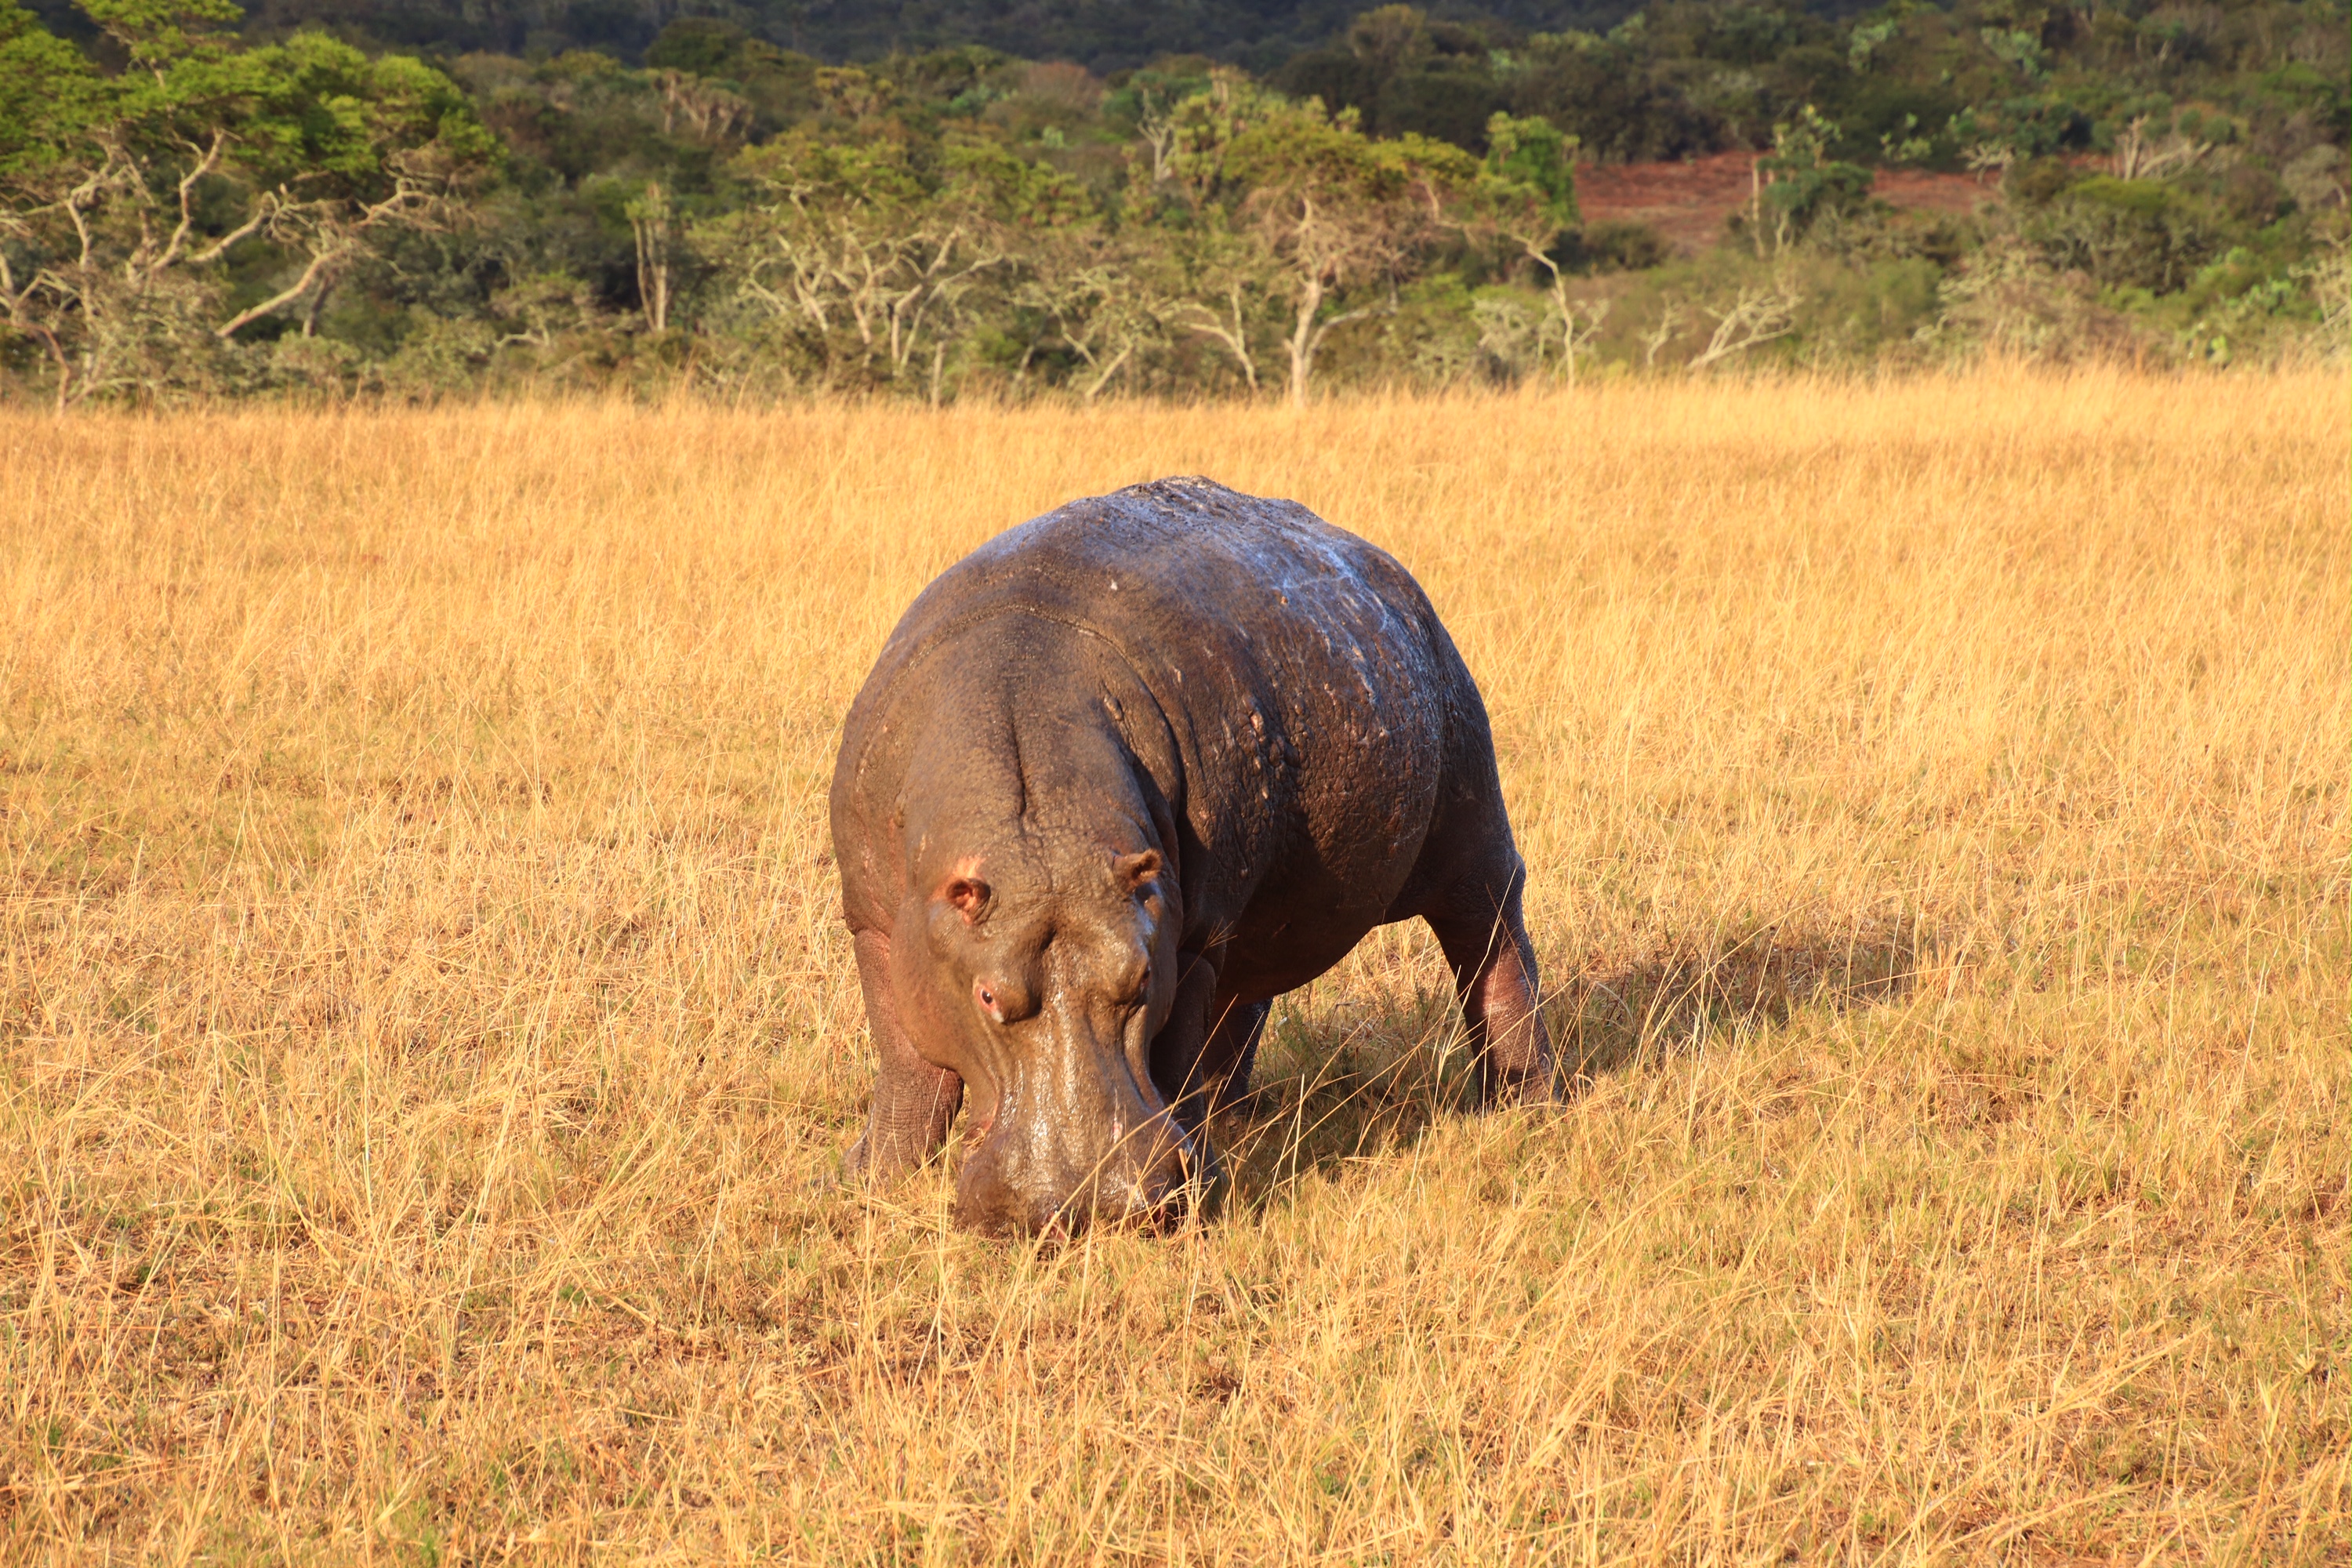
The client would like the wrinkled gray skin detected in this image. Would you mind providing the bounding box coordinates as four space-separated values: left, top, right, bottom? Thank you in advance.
830 478 1552 1235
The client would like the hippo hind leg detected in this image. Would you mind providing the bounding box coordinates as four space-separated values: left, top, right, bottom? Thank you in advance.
844 928 964 1181
1424 857 1555 1107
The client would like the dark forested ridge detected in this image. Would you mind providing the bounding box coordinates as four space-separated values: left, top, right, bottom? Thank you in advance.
2 0 2343 407
127 1 1675 73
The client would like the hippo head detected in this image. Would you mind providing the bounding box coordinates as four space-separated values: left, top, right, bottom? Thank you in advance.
891 834 1196 1234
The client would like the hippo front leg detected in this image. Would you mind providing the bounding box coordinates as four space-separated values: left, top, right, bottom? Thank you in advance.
1147 953 1255 1212
844 928 964 1182
1208 998 1271 1116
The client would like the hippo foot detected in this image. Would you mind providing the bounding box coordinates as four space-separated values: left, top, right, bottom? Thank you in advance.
1187 1160 1232 1228
833 1131 920 1192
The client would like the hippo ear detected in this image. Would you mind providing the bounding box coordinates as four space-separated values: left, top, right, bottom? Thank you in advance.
942 877 991 922
1113 849 1162 893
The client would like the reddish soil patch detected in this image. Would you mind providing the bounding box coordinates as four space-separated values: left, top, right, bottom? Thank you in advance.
1576 150 2001 254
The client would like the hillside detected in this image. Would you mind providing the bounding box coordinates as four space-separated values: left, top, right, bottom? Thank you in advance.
0 0 2344 407
1576 152 1995 252
184 1 1668 71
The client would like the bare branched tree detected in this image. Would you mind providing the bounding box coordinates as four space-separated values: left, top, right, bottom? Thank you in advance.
212 146 477 342
1559 295 1611 387
629 182 675 332
710 139 1018 396
1641 300 1689 369
1250 185 1408 404
0 15 493 407
1134 90 1181 188
1018 230 1172 401
1172 285 1262 394
1196 97 1475 405
1688 282 1803 372
1155 216 1274 395
2112 116 2212 181
652 71 751 143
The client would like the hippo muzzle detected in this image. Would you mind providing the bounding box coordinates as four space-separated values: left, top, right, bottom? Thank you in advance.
950 1005 1200 1235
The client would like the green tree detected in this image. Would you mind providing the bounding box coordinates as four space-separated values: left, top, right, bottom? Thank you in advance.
1014 218 1178 401
0 0 492 405
1750 104 1874 256
1461 111 1586 376
1156 209 1278 395
0 0 106 389
1217 96 1478 405
2024 174 2230 294
699 132 1085 399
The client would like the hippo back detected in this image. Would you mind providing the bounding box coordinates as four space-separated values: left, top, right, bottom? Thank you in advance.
836 477 1480 978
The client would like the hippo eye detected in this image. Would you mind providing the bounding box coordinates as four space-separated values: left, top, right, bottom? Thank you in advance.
974 979 1000 1021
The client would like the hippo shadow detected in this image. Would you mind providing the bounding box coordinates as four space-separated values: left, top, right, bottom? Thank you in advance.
1555 915 1934 1082
1216 916 1935 1215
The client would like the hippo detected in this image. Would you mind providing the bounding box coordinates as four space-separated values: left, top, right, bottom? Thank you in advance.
829 477 1552 1234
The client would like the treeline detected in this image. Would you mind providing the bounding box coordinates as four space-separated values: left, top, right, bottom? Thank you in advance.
0 0 2343 408
79 0 1653 75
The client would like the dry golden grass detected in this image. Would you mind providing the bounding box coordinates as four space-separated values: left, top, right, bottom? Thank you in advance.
2 371 2345 1565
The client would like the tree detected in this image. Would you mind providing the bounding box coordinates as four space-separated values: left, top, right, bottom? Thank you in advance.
1688 280 1803 371
626 180 673 332
1748 105 1873 256
207 37 499 339
1014 220 1173 401
0 0 493 406
2022 174 2230 295
1124 68 1287 395
0 0 107 394
702 132 1084 399
1458 111 1583 377
1218 99 1475 405
1157 210 1276 395
1151 66 1292 213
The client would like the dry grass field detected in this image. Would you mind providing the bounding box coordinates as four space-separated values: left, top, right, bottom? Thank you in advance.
2 371 2346 1565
